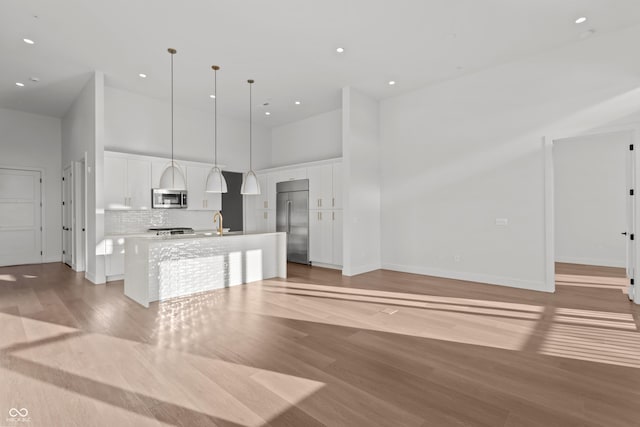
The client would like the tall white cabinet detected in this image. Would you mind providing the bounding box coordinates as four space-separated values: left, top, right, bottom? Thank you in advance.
308 162 342 267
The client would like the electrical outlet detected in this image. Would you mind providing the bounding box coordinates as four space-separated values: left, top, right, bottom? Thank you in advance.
495 218 508 226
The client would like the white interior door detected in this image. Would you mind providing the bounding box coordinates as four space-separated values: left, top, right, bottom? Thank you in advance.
63 166 73 266
626 144 636 298
0 168 42 266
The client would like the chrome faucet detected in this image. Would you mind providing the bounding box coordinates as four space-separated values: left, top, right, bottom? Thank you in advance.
213 211 223 235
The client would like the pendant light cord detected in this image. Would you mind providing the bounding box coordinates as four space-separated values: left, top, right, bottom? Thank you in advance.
249 80 253 171
214 67 218 166
170 50 175 187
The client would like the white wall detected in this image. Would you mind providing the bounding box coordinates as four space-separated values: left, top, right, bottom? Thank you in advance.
271 109 342 167
104 87 271 171
62 72 106 284
554 131 630 268
0 108 62 262
342 88 381 276
379 25 640 291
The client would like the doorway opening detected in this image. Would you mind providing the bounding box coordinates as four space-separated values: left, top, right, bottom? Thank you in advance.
62 160 87 272
545 127 637 303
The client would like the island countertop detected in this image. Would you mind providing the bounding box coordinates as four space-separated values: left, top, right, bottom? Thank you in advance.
124 231 287 307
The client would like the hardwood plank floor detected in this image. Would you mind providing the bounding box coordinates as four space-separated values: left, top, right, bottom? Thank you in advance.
0 262 638 426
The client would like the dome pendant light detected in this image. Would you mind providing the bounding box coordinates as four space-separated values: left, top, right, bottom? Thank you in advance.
241 79 260 195
159 48 186 190
205 65 228 193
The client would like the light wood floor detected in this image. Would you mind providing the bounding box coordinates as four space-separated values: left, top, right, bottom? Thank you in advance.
0 262 638 426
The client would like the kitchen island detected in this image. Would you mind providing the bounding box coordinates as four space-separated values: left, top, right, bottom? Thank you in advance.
124 232 287 307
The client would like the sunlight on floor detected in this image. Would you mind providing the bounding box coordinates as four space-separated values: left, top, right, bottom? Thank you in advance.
0 366 174 427
540 323 640 368
0 274 17 282
3 313 325 427
260 280 542 350
555 273 628 290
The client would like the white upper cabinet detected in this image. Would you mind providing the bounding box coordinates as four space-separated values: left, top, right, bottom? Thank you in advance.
186 165 221 211
276 167 307 183
255 173 270 209
308 164 333 209
127 158 151 209
332 162 343 209
104 156 127 209
104 155 151 210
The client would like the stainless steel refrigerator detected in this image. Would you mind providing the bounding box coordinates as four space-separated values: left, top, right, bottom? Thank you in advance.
276 179 309 264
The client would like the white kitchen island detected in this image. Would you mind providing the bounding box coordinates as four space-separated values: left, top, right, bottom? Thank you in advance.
124 232 287 307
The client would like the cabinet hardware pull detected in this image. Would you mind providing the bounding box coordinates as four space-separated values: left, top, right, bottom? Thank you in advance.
332 197 335 207
333 212 335 221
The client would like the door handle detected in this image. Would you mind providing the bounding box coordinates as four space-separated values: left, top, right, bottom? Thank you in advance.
287 200 292 233
622 232 628 236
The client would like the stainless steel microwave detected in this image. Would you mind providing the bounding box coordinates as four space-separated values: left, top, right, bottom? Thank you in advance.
151 189 188 209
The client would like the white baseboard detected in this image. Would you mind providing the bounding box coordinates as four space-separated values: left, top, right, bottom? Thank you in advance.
382 262 552 293
343 263 382 277
43 256 62 263
85 271 105 285
106 274 124 282
310 262 342 271
555 256 625 268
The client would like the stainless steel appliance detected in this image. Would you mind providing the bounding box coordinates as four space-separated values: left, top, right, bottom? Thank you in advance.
276 179 309 264
151 188 188 209
148 227 194 236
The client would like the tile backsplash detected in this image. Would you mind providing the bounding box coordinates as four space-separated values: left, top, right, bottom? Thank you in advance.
105 210 223 234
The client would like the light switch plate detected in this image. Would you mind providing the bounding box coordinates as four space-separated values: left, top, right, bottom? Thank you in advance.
495 218 508 226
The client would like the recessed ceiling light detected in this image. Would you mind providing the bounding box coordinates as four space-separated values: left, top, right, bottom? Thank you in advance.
575 16 587 24
388 80 396 86
336 47 345 53
295 101 301 105
29 77 40 83
23 38 35 45
209 94 216 99
579 28 596 39
265 112 271 116
138 73 147 78
15 82 24 87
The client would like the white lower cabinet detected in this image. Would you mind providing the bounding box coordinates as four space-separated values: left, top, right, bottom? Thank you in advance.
105 238 125 279
332 210 343 266
309 210 333 265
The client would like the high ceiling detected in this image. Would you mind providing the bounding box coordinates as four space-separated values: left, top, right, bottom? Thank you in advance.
2 0 640 127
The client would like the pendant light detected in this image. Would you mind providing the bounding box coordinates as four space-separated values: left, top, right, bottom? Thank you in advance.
159 48 187 190
205 65 227 193
241 79 260 195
